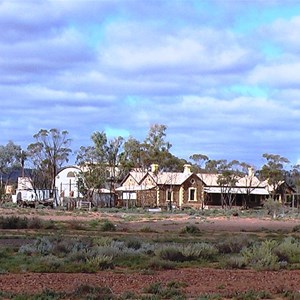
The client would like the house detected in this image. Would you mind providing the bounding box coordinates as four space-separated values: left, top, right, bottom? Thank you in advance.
199 171 269 208
116 164 205 209
117 165 271 209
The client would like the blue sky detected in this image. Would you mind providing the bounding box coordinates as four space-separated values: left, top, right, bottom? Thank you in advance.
1 0 300 168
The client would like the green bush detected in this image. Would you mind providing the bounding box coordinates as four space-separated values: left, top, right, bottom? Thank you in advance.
292 224 300 232
220 255 246 269
217 235 253 254
86 255 114 271
181 224 201 234
241 240 279 270
157 247 186 262
74 284 115 300
274 237 300 264
147 257 176 270
125 238 142 250
0 216 29 229
101 220 116 232
181 243 218 260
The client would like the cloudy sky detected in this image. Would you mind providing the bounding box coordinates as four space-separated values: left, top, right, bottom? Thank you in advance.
1 0 300 168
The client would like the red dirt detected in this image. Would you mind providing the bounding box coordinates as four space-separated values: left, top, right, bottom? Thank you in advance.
0 208 299 298
0 269 299 297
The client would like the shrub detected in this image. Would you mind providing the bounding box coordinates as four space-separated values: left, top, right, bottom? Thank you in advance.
147 257 176 270
181 224 201 234
125 238 142 250
86 255 114 271
274 237 300 264
220 255 246 269
74 284 115 300
217 235 253 254
143 282 163 294
292 224 300 232
19 237 54 256
263 198 282 218
101 220 116 232
181 243 218 260
0 216 29 229
241 240 279 271
157 247 186 262
140 226 157 233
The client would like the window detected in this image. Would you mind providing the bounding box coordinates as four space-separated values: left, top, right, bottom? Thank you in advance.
166 190 173 202
67 171 75 178
188 188 197 201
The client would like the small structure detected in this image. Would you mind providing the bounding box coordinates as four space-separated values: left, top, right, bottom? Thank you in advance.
55 166 83 206
12 177 52 206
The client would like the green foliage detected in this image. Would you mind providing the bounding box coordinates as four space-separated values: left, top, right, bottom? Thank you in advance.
146 257 176 270
157 247 186 262
156 242 218 263
181 243 218 260
74 284 115 300
0 215 29 229
241 240 280 270
143 281 186 299
292 224 300 232
0 215 54 230
216 235 253 254
180 224 201 234
125 238 142 250
263 198 282 218
86 255 114 271
274 237 300 264
100 219 116 231
140 225 157 233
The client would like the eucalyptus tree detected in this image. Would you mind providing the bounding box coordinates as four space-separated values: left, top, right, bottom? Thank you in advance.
27 129 72 204
76 131 124 206
215 160 243 209
0 141 22 199
189 153 209 173
259 153 290 200
143 124 172 169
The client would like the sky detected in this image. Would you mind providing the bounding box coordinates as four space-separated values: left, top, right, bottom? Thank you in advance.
1 0 300 168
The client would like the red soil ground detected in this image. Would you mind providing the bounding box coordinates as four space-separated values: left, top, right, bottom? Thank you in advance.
0 208 299 298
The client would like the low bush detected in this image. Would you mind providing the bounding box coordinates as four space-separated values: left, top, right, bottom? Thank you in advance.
182 243 218 260
157 246 186 262
74 284 115 300
220 255 246 269
86 255 114 271
146 257 176 270
274 237 300 264
181 224 201 234
101 220 116 231
241 240 280 271
217 235 253 254
0 216 29 229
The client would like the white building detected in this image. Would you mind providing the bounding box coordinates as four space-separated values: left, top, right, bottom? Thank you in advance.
55 166 83 205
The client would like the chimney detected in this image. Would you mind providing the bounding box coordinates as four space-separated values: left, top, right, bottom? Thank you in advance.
151 164 159 173
183 164 192 174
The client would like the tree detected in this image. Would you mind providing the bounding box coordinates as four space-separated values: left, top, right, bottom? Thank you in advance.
0 141 22 200
27 129 72 205
216 160 242 209
119 137 143 176
189 154 209 173
259 153 290 201
76 131 124 207
143 124 172 168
